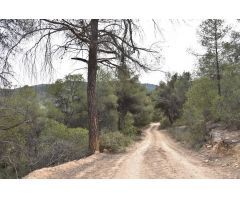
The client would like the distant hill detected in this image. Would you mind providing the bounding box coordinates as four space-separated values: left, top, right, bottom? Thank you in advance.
0 84 51 99
142 83 157 92
1 83 157 97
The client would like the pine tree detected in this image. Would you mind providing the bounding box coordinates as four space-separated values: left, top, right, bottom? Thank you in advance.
198 19 230 96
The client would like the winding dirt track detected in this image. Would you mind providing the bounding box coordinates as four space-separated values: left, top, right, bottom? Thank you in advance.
25 123 225 179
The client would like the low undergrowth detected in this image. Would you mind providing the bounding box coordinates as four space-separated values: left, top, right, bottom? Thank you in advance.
167 125 208 150
99 129 142 153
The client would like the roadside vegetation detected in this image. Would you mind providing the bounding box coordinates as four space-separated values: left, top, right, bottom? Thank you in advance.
1 19 240 178
153 19 240 149
0 67 153 178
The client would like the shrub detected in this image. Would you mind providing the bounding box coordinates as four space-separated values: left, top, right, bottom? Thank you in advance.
100 132 132 153
160 117 171 129
169 124 207 150
182 77 218 125
177 77 217 148
44 102 65 123
122 112 138 136
215 66 240 128
38 119 89 166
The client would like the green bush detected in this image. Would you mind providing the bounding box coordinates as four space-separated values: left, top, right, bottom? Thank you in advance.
215 65 240 128
173 78 216 149
122 112 138 136
160 117 171 129
182 77 218 125
44 102 65 123
38 119 89 166
169 123 207 150
100 132 132 153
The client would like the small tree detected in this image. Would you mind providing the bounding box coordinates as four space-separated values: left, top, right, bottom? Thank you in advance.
48 74 87 127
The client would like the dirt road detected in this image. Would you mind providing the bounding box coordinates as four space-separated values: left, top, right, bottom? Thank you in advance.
25 123 226 179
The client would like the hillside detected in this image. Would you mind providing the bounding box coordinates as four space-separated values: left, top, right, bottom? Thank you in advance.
142 83 157 92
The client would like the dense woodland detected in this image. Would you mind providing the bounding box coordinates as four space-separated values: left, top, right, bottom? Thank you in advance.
1 19 240 178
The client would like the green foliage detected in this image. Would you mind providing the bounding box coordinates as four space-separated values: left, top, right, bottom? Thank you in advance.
133 95 154 127
0 85 90 178
0 69 155 178
38 119 88 167
48 74 88 128
153 72 191 125
0 116 89 178
122 112 138 136
116 69 154 130
179 66 240 147
44 101 65 123
100 132 132 153
215 65 240 127
172 22 240 149
197 19 230 96
182 77 218 125
222 31 240 64
169 124 207 150
0 87 44 178
160 117 171 129
199 19 229 49
178 77 218 148
97 70 119 131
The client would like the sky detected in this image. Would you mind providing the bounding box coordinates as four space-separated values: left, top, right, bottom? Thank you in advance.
139 19 202 84
12 19 203 87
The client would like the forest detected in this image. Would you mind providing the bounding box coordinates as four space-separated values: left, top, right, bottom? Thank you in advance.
1 19 240 178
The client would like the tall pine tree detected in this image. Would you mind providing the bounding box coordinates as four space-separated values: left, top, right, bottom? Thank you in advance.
198 19 230 96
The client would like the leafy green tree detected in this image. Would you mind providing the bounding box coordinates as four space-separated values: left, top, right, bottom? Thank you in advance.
48 74 88 128
198 19 230 96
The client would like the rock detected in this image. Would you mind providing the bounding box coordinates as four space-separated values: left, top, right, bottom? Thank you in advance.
205 144 212 149
212 140 229 154
204 159 209 163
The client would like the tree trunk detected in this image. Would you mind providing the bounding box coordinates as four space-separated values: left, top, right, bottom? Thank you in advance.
168 115 173 124
214 20 221 96
87 19 99 154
